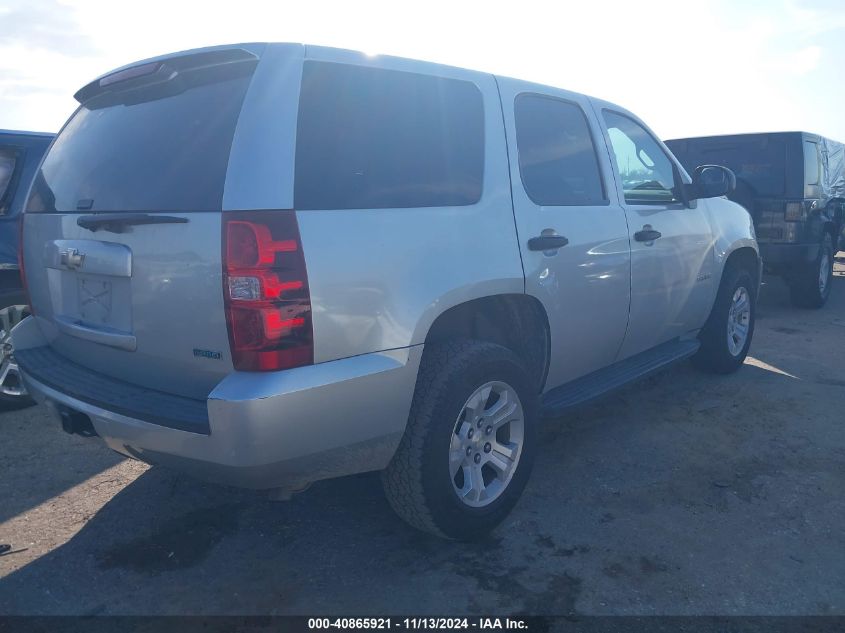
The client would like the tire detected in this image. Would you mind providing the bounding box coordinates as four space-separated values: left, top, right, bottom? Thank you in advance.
382 340 538 540
692 265 756 374
0 304 35 410
789 233 834 309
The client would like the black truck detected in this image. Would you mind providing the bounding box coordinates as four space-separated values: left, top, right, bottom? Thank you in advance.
666 132 844 308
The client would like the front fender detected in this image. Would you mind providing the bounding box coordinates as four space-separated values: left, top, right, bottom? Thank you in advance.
704 197 760 276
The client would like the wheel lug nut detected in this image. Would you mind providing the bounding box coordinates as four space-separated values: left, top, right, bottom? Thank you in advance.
465 447 472 456
467 429 474 439
484 442 491 453
477 418 484 428
473 453 481 464
486 426 492 435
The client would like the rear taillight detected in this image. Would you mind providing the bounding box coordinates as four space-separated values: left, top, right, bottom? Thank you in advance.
222 211 313 372
784 201 805 221
17 215 33 314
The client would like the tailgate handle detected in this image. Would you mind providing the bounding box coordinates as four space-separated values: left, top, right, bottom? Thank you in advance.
54 315 137 352
77 213 188 233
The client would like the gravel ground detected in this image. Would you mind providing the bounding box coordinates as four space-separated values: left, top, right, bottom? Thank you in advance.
1 262 843 616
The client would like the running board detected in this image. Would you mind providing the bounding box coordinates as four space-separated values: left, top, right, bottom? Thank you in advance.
541 338 700 416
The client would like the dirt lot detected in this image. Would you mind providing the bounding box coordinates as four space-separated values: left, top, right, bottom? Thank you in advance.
1 262 844 616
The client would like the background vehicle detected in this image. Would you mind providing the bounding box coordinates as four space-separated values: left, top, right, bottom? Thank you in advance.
666 132 845 308
0 130 52 407
14 44 759 539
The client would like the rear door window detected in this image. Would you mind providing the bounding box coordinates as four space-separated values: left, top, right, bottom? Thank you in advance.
0 148 17 213
26 62 254 213
514 94 607 206
295 62 484 210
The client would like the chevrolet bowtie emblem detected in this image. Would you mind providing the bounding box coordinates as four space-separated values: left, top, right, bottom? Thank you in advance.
60 248 85 269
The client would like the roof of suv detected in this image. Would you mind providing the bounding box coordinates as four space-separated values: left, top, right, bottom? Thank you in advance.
79 41 627 113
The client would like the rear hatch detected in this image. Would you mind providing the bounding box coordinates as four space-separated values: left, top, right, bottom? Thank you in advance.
665 134 792 238
22 47 260 399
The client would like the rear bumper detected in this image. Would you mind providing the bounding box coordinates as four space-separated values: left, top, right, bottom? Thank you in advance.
14 317 422 491
759 242 819 270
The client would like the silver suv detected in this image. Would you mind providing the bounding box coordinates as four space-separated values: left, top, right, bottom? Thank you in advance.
14 44 759 540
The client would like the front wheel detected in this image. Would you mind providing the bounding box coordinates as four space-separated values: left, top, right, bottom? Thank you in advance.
790 233 834 309
382 340 537 540
692 266 756 374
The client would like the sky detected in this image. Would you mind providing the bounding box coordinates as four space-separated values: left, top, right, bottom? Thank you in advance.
2 0 845 141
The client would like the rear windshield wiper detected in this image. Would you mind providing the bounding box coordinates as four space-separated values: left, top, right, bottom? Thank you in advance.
77 213 189 233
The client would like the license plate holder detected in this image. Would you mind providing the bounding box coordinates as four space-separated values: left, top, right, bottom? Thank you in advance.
77 276 113 326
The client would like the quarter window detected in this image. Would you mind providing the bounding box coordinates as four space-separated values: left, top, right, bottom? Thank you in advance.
514 95 606 206
295 62 484 210
603 111 680 204
803 141 820 186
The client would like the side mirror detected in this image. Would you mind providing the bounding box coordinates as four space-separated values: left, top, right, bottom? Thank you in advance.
686 164 736 200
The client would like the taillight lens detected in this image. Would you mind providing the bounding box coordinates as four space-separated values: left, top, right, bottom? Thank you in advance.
784 201 805 221
222 211 313 371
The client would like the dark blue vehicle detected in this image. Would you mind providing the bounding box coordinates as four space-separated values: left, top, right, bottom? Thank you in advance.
0 129 53 405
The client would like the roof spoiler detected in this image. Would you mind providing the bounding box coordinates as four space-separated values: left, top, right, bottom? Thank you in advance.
74 47 259 104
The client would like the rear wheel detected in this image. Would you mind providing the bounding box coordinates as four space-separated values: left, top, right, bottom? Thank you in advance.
382 340 537 540
0 305 35 409
790 233 834 309
692 266 756 374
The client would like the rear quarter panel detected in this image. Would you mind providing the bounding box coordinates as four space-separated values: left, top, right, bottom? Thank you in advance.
239 46 525 364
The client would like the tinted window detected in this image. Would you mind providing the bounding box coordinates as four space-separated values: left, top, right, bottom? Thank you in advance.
804 141 820 185
514 95 606 206
603 111 679 204
665 137 787 197
0 149 16 212
27 64 253 213
295 62 484 210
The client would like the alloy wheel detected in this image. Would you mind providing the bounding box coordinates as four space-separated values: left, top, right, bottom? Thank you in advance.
0 305 29 397
726 287 751 357
449 381 524 508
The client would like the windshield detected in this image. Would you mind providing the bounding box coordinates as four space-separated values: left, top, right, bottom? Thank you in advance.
27 65 253 214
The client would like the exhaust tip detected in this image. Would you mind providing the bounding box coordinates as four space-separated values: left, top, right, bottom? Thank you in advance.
59 408 97 437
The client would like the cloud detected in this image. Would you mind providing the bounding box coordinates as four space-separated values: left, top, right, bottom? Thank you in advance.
0 0 98 57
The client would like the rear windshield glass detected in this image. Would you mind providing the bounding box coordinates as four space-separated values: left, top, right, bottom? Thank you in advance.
27 64 253 213
295 62 484 210
667 138 787 197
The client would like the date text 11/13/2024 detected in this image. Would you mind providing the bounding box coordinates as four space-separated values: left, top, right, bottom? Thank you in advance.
307 618 531 630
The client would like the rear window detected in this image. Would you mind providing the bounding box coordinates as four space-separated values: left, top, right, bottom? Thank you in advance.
294 62 484 210
26 63 253 213
667 138 787 197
